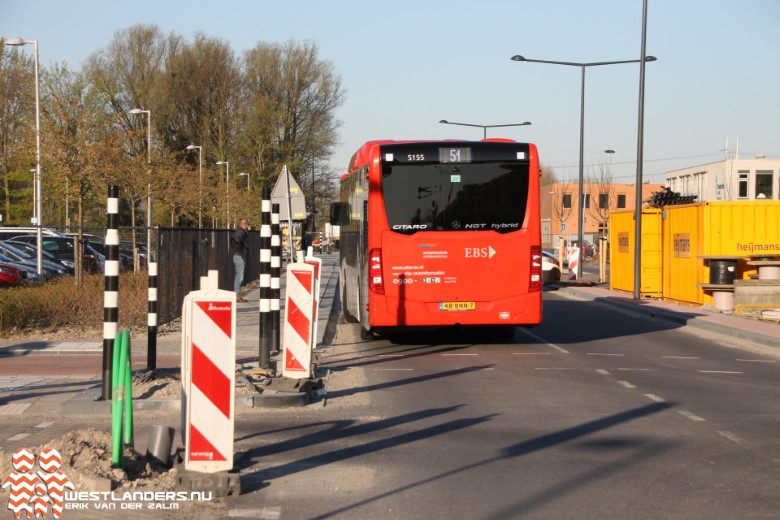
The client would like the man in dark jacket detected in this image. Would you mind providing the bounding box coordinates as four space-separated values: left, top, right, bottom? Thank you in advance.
231 219 250 302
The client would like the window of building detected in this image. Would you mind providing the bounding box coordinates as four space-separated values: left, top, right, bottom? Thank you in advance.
617 194 626 209
599 193 609 209
738 171 749 199
562 194 572 209
755 171 774 199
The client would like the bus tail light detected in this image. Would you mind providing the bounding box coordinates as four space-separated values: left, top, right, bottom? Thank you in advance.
530 246 542 292
369 248 385 294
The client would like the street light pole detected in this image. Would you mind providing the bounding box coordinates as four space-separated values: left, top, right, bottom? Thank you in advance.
634 0 650 300
6 37 42 275
186 144 203 228
511 53 656 280
439 119 532 139
239 172 250 190
129 108 152 257
217 161 230 228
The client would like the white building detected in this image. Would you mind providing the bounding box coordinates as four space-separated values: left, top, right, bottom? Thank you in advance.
666 156 780 202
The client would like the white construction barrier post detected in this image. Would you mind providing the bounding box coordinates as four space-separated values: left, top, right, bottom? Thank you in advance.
567 246 580 281
181 269 236 472
282 262 315 379
304 253 322 350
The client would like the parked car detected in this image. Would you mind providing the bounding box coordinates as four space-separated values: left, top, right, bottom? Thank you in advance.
0 252 48 281
0 242 71 277
0 263 22 287
3 241 74 273
11 235 103 273
542 251 562 285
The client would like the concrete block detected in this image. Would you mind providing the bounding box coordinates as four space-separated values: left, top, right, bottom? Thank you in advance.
735 280 780 306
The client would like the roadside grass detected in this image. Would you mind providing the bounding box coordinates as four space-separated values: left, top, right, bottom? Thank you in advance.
0 271 148 337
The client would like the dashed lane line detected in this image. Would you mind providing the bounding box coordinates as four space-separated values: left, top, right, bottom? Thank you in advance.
7 433 30 442
588 353 625 357
736 359 776 363
678 410 706 422
699 370 743 375
662 356 700 360
517 328 570 354
34 422 53 428
644 394 666 402
617 380 637 389
595 369 611 376
718 431 745 445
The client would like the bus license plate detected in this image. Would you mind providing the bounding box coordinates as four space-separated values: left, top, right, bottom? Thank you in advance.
439 301 476 311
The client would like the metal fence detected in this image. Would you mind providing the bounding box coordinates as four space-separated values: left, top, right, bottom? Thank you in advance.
156 227 260 325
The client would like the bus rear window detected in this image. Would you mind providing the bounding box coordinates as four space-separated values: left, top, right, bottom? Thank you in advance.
381 162 529 233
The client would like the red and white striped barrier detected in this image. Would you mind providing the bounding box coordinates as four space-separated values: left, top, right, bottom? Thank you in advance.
567 246 580 280
282 263 315 379
304 253 322 350
181 271 236 472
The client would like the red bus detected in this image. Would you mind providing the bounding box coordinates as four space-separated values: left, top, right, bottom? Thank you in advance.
331 139 542 339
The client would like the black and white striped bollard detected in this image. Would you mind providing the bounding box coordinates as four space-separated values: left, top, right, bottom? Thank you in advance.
102 185 120 400
147 260 158 371
259 187 273 369
271 203 281 353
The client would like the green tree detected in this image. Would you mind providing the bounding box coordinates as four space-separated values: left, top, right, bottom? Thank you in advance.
0 41 36 224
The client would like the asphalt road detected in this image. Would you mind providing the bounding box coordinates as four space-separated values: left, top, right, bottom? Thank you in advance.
226 289 780 519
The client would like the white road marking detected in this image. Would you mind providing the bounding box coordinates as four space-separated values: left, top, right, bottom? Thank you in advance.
718 431 745 445
517 328 570 354
644 394 666 402
617 380 637 389
699 370 743 375
678 410 706 422
0 403 31 415
35 422 53 429
736 359 776 363
7 433 30 441
228 507 281 519
588 353 624 357
662 356 699 360
617 368 653 372
595 369 611 376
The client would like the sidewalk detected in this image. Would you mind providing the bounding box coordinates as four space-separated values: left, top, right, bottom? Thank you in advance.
0 253 340 418
557 279 780 350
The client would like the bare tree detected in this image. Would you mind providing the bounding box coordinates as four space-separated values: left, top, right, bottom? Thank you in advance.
586 154 615 237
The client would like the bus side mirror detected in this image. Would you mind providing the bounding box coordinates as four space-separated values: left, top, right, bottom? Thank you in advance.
330 202 350 226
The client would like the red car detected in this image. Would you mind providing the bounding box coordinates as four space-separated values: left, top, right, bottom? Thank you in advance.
0 263 22 287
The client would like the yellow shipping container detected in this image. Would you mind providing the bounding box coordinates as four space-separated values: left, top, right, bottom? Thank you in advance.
609 209 662 297
662 204 706 305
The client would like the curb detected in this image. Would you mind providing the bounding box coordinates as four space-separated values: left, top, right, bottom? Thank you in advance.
559 286 780 350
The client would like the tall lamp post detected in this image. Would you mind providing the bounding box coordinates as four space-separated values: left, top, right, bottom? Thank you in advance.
239 172 251 191
6 37 42 275
129 108 152 256
439 119 532 139
511 53 656 279
217 160 230 228
185 144 203 228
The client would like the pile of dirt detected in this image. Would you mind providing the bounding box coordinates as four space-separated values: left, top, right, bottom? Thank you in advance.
1 429 176 492
131 370 257 400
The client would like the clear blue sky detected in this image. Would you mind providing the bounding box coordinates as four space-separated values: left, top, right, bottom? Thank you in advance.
3 0 779 185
